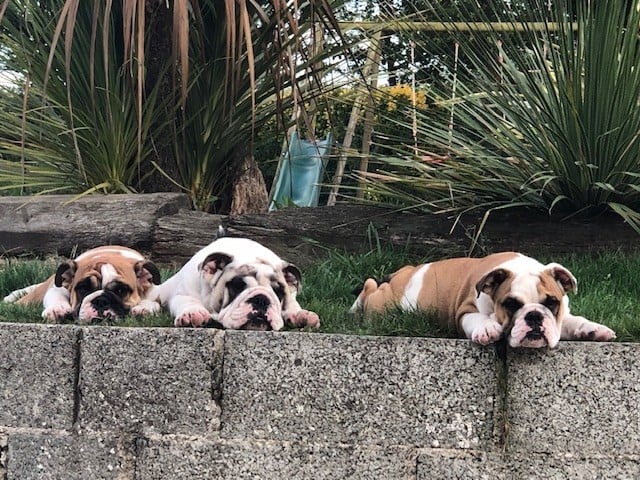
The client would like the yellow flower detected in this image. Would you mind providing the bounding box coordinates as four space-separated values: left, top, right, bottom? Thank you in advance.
378 84 428 111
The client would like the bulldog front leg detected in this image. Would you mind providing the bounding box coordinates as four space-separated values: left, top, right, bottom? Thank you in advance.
42 286 74 322
561 314 616 342
461 312 503 345
285 310 320 328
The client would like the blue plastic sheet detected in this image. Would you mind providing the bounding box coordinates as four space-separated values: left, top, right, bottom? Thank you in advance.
269 132 333 211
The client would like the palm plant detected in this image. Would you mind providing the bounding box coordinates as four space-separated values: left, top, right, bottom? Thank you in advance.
353 0 640 232
0 1 346 211
0 1 163 194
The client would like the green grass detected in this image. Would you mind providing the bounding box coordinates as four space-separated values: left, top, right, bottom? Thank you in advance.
1 248 640 341
548 251 640 342
297 246 453 337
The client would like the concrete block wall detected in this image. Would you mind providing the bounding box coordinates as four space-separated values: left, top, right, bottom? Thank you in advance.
1 323 639 479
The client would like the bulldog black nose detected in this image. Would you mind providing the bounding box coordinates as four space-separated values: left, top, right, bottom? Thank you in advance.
525 310 544 328
92 295 111 312
91 292 127 319
248 294 270 311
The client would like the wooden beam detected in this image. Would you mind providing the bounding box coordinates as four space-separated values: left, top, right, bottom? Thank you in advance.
356 32 382 199
338 21 576 33
327 30 383 206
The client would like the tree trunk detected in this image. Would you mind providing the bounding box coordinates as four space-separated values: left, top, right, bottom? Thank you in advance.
229 154 269 215
139 0 182 193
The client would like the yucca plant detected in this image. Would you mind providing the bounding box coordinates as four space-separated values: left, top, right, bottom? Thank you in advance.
0 1 347 210
352 0 640 232
0 1 165 195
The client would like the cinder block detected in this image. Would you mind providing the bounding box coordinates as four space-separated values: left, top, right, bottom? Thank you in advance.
1 434 7 480
417 450 640 479
221 332 499 449
0 323 77 429
7 432 132 480
78 327 222 435
507 342 640 455
136 437 413 480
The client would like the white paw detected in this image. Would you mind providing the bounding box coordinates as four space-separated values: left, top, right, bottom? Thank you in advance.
42 304 74 323
175 307 212 327
471 321 503 345
131 300 162 316
287 309 320 328
574 322 616 342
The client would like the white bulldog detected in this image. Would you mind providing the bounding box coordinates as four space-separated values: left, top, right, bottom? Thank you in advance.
350 252 616 348
3 245 162 323
155 235 319 331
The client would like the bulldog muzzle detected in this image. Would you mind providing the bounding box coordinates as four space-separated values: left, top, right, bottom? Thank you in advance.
78 289 130 323
508 304 560 349
216 286 284 331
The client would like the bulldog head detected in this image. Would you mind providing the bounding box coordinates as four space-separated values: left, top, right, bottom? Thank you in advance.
197 248 304 331
55 246 161 323
476 262 577 348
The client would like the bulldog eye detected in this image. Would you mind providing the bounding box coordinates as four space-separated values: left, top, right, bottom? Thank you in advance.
502 298 523 314
75 280 97 299
109 282 132 299
273 283 286 301
543 296 560 314
227 277 247 301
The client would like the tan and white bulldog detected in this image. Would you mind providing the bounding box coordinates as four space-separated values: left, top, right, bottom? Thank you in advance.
350 252 616 348
154 235 320 331
3 246 162 323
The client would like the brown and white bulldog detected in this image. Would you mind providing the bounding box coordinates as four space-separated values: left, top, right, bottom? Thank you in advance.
154 235 320 331
3 246 162 323
350 252 616 348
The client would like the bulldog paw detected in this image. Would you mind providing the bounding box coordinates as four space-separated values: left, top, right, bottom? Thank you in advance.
42 304 74 323
175 307 212 327
131 300 162 317
573 321 616 342
287 310 320 329
471 321 503 346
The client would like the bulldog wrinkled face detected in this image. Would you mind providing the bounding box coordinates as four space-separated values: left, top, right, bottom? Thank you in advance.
199 252 301 331
477 263 576 348
55 258 161 324
495 291 564 349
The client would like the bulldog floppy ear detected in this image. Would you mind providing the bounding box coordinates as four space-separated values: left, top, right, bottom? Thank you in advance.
283 264 302 293
135 261 162 290
545 263 577 293
475 268 510 297
54 260 77 288
199 252 233 275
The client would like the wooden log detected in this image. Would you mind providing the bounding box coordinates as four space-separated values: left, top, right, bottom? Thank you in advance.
0 194 637 266
156 206 429 266
0 193 190 257
152 204 640 266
